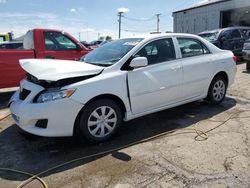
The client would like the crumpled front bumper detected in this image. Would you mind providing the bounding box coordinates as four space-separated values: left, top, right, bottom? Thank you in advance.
9 80 84 137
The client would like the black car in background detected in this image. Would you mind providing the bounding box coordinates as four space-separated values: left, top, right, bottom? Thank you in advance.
80 41 89 48
199 27 250 58
243 39 250 69
0 41 23 49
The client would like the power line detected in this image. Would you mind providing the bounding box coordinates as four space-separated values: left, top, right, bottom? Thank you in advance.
122 21 155 29
122 28 156 33
123 16 155 22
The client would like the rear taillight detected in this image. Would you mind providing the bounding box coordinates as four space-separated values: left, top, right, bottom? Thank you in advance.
233 55 237 63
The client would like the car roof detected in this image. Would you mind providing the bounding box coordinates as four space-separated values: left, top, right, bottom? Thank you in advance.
199 26 250 34
122 33 201 41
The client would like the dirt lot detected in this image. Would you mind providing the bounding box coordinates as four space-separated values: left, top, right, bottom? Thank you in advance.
0 63 250 188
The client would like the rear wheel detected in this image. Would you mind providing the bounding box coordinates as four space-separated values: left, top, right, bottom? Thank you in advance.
207 75 227 104
246 60 250 70
79 99 122 142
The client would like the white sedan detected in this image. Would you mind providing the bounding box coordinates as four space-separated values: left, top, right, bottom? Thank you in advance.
9 33 237 142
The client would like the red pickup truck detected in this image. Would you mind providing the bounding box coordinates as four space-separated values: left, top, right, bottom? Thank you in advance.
0 28 91 88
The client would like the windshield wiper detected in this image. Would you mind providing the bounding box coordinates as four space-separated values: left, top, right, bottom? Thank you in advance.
89 63 111 67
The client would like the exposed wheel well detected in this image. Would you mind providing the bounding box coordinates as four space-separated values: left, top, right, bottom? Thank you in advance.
73 94 126 136
213 71 228 87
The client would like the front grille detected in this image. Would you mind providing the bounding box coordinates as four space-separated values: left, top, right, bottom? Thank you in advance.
19 88 31 100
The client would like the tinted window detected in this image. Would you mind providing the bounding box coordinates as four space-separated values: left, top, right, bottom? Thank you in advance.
12 43 23 49
44 32 78 50
177 38 210 58
241 29 250 38
221 30 233 40
0 44 7 49
0 43 23 49
231 30 241 39
135 38 176 65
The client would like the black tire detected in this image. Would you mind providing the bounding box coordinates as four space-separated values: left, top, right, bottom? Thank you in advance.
246 61 250 70
17 126 40 140
79 99 122 142
207 75 227 104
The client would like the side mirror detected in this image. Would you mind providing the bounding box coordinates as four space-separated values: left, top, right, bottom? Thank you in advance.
129 57 148 68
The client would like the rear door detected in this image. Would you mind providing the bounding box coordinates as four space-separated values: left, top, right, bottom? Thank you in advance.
40 31 87 60
176 37 213 100
220 29 243 54
240 29 250 40
230 29 244 53
128 38 182 114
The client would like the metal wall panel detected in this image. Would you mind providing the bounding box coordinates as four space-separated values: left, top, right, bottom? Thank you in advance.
173 0 250 34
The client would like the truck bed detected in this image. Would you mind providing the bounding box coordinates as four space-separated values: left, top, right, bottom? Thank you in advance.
0 50 35 88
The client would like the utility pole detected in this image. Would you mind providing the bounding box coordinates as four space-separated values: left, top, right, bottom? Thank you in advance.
156 13 161 32
118 11 123 39
78 32 81 41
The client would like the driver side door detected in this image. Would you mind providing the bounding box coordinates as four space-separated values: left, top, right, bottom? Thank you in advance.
39 31 85 60
127 38 182 115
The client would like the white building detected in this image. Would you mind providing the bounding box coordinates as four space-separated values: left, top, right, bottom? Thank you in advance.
172 0 250 34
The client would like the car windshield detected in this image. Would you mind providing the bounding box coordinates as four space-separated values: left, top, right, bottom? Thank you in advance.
80 38 143 67
199 32 219 41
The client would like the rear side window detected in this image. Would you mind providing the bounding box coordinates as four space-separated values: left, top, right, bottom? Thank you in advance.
44 32 78 50
241 29 250 38
231 30 241 39
0 43 23 49
177 38 210 58
135 38 176 65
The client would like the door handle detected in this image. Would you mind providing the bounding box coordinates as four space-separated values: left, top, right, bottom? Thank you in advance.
46 55 55 59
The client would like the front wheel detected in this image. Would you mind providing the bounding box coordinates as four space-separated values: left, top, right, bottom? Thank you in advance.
207 75 227 104
79 99 122 142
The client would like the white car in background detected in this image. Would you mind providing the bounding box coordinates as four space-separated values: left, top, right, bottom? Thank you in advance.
9 33 237 142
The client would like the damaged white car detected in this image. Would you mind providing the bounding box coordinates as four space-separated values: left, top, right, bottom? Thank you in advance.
9 33 237 142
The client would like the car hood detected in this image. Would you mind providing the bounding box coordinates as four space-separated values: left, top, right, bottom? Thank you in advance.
19 59 104 81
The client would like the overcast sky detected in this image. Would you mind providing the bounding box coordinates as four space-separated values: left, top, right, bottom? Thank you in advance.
0 0 203 41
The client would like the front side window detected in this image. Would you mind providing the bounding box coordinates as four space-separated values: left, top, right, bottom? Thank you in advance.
220 30 233 40
44 32 78 50
135 38 176 65
81 38 143 67
177 38 210 58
